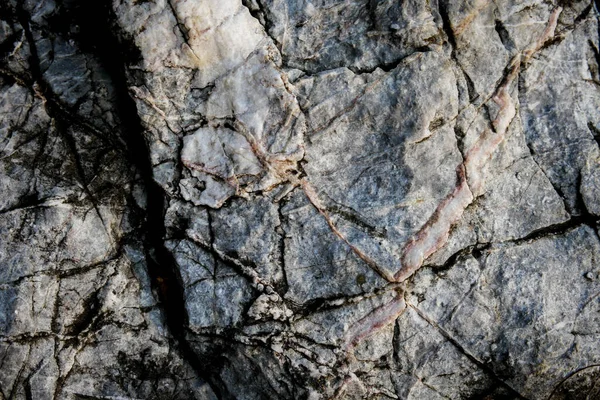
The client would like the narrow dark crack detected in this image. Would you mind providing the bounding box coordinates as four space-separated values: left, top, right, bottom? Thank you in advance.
436 215 598 271
15 0 115 244
241 0 433 76
494 19 516 53
523 140 571 212
347 46 434 75
427 242 491 272
65 288 101 338
0 193 52 215
546 363 600 400
276 199 290 295
575 3 594 25
165 0 202 64
4 9 127 153
181 228 268 293
240 0 282 53
408 304 531 400
438 0 479 104
322 197 387 238
23 375 33 400
548 1 594 44
206 208 219 283
166 0 190 44
588 121 600 148
437 1 457 51
462 71 479 103
291 283 399 318
55 115 111 229
508 214 598 245
515 62 575 216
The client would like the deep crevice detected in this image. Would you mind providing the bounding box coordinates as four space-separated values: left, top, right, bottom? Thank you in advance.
42 1 232 398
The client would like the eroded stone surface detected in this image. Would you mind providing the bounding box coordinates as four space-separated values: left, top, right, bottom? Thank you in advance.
1 0 599 398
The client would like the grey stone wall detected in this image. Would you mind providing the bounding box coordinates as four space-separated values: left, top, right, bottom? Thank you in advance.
1 0 599 398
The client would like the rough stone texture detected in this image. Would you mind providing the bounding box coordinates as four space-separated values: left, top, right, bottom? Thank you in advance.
1 0 600 399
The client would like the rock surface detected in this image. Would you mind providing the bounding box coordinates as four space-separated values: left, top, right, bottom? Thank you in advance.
1 0 599 399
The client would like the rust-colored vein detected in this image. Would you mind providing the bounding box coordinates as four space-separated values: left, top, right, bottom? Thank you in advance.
301 179 397 283
452 0 490 37
396 165 473 282
181 159 229 181
342 289 406 349
309 6 564 354
129 86 167 119
393 7 562 283
523 6 562 62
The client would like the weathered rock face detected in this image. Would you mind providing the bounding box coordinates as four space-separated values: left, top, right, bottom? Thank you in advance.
1 0 599 398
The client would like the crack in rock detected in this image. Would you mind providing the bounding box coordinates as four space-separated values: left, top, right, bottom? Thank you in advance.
2 0 600 399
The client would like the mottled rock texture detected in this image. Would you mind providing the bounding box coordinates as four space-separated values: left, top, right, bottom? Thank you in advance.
1 0 600 399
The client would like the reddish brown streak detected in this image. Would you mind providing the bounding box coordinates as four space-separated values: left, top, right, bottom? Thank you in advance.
343 289 406 349
301 179 396 282
393 7 562 283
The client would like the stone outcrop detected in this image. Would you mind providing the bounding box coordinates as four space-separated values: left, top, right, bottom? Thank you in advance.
1 0 599 398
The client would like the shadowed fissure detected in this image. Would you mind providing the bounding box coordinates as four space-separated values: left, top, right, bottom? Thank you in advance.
57 1 231 397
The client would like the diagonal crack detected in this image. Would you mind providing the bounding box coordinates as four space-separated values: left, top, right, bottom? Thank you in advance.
166 0 204 63
240 0 285 59
407 302 530 400
495 19 516 54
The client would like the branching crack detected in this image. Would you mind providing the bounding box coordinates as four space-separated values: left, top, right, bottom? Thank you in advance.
394 6 563 283
240 0 282 53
